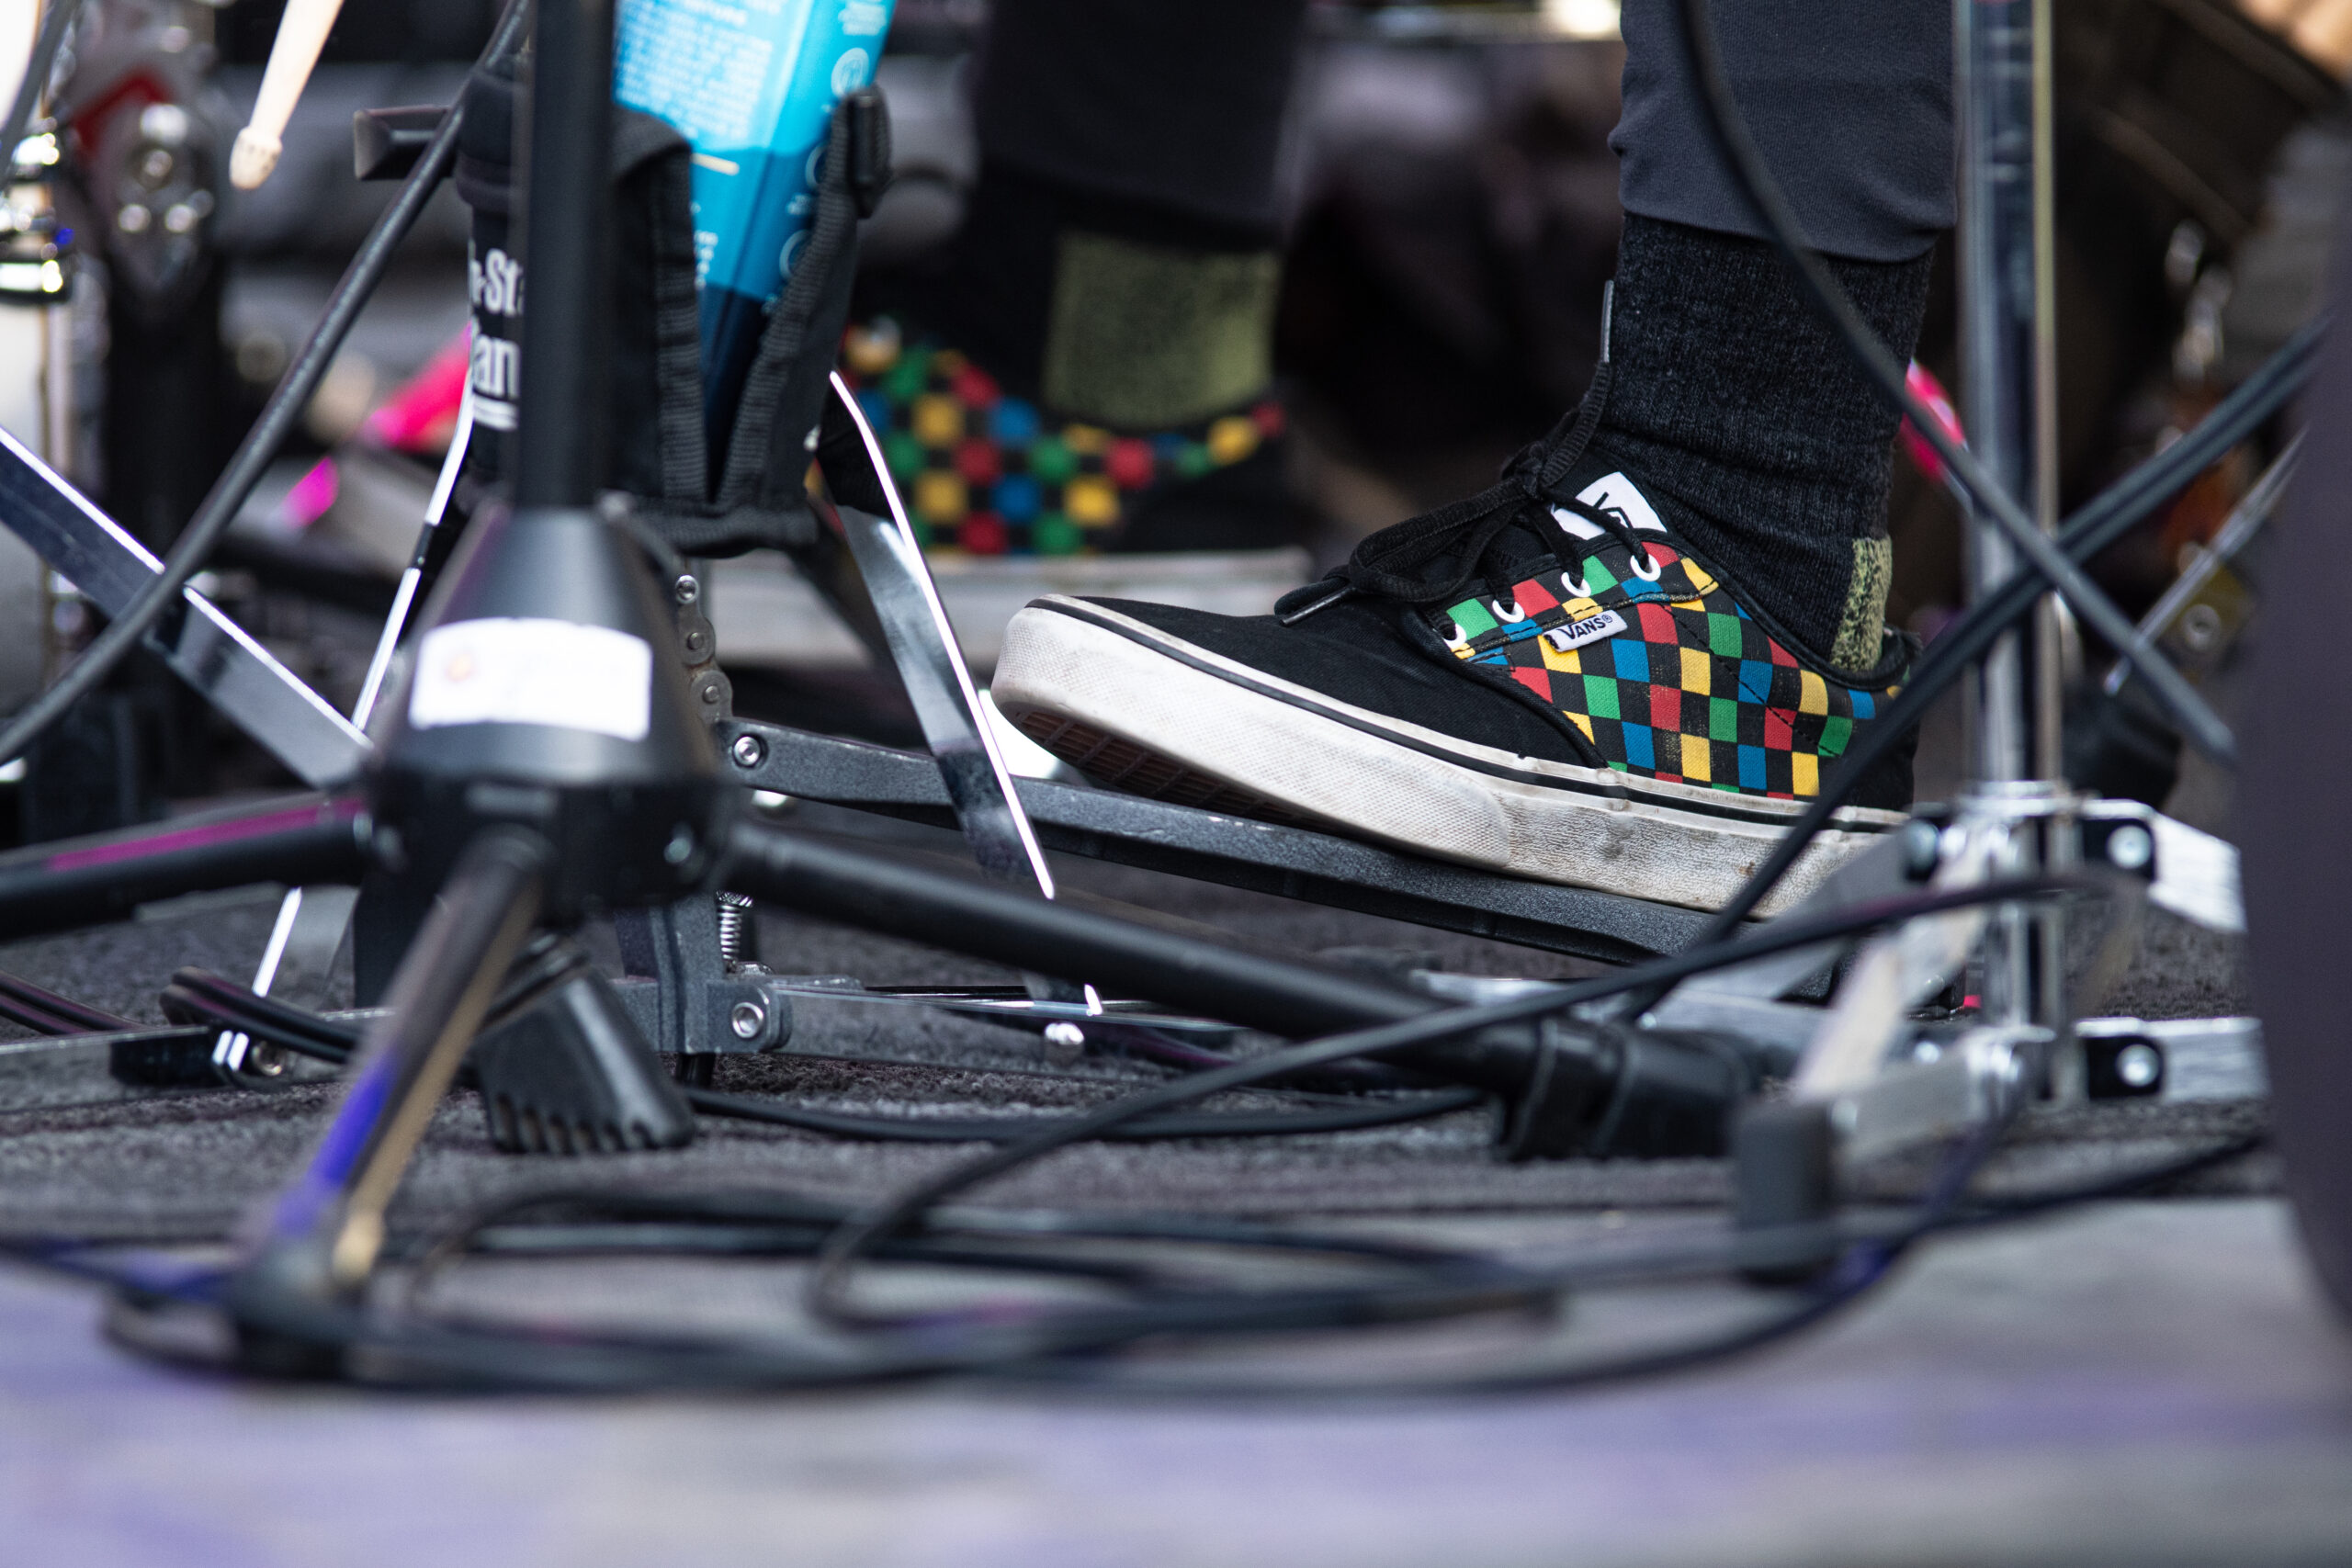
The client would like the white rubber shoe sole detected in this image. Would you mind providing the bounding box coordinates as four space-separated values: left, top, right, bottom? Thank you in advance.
991 596 1904 916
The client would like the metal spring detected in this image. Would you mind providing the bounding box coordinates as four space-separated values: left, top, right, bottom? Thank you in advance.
715 890 756 969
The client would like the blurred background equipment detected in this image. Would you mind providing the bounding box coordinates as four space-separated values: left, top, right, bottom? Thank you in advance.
0 0 2336 831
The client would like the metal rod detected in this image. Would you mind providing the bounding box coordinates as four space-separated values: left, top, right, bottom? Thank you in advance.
723 820 1430 1037
1956 0 2041 788
0 795 368 939
1955 0 2070 1030
2025 0 2070 1032
1672 0 2231 765
353 385 476 728
2029 0 2064 781
513 0 615 507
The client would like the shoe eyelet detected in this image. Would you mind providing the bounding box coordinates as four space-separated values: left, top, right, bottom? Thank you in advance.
1629 550 1664 582
1490 598 1526 623
1562 569 1594 600
1442 620 1468 649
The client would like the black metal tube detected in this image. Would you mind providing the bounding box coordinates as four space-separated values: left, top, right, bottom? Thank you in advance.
513 0 616 507
722 822 1560 1092
0 795 369 939
241 828 548 1303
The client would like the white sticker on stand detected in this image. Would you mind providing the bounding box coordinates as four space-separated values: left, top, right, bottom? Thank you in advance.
1551 471 1670 540
409 617 653 741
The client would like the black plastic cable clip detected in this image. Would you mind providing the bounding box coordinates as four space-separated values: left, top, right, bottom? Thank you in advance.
843 85 893 219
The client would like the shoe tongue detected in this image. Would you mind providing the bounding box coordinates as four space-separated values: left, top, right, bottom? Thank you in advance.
1478 522 1557 581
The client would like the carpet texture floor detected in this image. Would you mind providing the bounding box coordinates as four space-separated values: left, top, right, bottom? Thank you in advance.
0 807 2269 1245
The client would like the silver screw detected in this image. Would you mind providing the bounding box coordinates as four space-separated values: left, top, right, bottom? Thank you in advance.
2114 1042 2161 1089
730 732 765 769
729 1000 767 1041
2107 823 2154 872
673 573 700 604
2178 602 2222 653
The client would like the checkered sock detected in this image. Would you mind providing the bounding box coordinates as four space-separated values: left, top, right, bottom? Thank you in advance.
1593 212 1934 668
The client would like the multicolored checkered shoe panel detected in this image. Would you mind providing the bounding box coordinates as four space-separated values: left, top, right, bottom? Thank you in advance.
837 317 1284 557
1435 472 1902 801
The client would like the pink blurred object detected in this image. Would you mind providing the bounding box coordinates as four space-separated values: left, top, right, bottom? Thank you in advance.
282 456 341 529
361 329 469 454
282 328 468 530
1898 359 1965 483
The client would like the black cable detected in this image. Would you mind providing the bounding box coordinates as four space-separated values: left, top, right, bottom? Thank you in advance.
1680 318 2321 957
0 970 129 1035
1653 0 2324 966
1670 0 2230 761
395 1188 1498 1320
1946 1130 2268 1224
76 964 2264 1397
0 0 532 770
802 874 2103 1328
117 1069 2254 1398
160 973 359 1066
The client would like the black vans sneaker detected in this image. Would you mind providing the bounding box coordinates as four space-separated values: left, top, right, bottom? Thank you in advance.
990 400 1916 915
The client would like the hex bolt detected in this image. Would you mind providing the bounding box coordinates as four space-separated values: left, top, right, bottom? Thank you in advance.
2114 1041 2162 1090
730 732 766 769
2106 822 2154 872
729 1000 767 1041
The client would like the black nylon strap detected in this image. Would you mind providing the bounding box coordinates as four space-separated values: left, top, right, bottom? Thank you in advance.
629 90 884 558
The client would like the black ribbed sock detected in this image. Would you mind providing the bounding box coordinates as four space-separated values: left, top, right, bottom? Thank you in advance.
922 160 1281 418
1592 212 1933 667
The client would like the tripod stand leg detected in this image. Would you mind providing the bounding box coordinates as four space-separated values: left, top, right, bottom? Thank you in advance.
0 793 368 940
234 828 546 1313
0 429 370 786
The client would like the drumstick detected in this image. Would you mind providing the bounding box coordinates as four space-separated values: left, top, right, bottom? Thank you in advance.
229 0 345 189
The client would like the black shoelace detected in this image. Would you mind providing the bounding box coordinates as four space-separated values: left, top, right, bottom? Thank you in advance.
1282 365 1657 626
